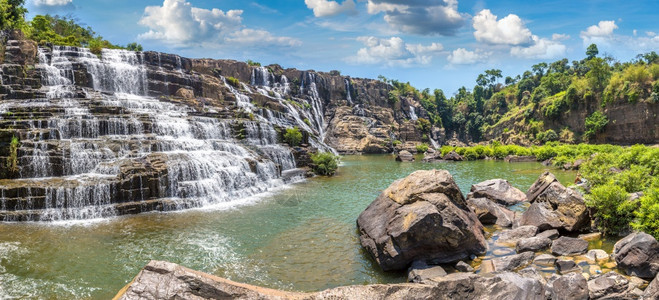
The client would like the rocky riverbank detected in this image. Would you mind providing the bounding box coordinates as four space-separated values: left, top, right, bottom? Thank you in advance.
116 169 659 299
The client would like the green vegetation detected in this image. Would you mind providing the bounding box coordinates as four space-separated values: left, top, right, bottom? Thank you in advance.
584 111 608 139
226 76 240 88
7 136 19 173
283 127 302 147
246 60 261 67
415 143 429 153
0 0 27 30
447 142 659 238
310 152 339 176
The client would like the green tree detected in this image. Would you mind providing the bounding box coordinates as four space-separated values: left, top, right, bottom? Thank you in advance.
584 111 608 139
0 0 26 30
310 152 339 176
586 43 599 59
586 57 611 92
126 42 143 51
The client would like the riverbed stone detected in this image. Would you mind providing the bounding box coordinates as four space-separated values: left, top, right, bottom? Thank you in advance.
585 249 610 263
556 259 581 274
613 232 659 279
552 237 589 256
492 251 534 271
496 225 539 246
407 261 447 283
534 254 557 266
466 197 515 227
516 236 552 253
356 169 487 271
455 261 474 272
395 150 415 162
578 232 602 241
467 179 527 206
520 172 590 232
587 272 630 299
550 272 589 300
536 229 560 240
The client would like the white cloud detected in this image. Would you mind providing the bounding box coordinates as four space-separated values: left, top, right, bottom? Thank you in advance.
226 29 301 47
447 48 489 65
646 31 656 37
552 33 570 41
33 0 71 6
305 0 357 17
348 36 444 66
139 0 298 48
366 0 467 36
473 9 532 45
580 20 618 39
511 35 566 59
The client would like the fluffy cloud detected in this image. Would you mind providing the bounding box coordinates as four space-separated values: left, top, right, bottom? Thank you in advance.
139 0 299 47
348 36 444 66
580 21 618 38
511 35 566 59
33 0 71 6
366 0 467 36
305 0 357 17
473 9 532 45
447 48 489 65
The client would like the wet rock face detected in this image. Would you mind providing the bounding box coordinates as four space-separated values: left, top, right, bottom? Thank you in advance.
613 232 659 279
357 169 487 271
520 172 590 233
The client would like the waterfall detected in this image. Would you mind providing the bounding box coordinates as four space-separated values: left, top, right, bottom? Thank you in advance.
409 106 418 121
250 66 272 87
301 72 326 143
0 47 302 221
345 78 352 104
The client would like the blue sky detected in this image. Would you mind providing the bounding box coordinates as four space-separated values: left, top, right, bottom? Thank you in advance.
26 0 659 95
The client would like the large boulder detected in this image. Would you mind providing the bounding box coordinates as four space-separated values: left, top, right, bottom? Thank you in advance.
519 172 590 232
613 232 659 279
357 169 487 271
466 197 515 227
491 251 535 271
468 179 527 206
552 237 589 256
550 272 589 300
516 236 552 253
396 150 415 162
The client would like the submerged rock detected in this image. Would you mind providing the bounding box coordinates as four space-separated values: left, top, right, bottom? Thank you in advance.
520 172 590 232
468 179 527 206
466 197 515 227
613 232 659 279
356 169 487 271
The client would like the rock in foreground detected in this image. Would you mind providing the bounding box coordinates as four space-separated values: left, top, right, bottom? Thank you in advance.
116 260 549 300
613 232 659 279
357 169 487 271
520 172 589 232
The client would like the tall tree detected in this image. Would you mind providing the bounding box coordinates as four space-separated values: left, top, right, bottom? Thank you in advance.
586 43 599 60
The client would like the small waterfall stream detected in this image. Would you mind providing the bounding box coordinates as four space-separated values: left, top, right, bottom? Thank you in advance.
0 46 300 221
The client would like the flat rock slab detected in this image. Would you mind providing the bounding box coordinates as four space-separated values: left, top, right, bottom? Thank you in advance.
587 272 629 299
536 229 560 240
408 261 447 283
516 236 552 253
455 261 474 272
556 259 581 274
552 236 589 256
534 254 557 266
585 249 610 263
496 225 539 246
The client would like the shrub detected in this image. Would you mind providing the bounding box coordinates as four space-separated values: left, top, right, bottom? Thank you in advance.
586 184 637 236
464 148 479 160
246 59 261 67
415 143 429 153
650 64 659 80
559 128 575 144
393 140 402 146
632 188 659 239
584 111 608 139
226 76 240 88
303 118 311 126
533 146 557 161
283 127 302 146
310 152 339 176
615 165 652 193
440 146 454 156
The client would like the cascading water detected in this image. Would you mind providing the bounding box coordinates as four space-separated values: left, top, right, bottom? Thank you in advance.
409 106 418 121
0 46 300 221
345 78 352 105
